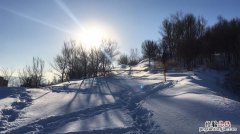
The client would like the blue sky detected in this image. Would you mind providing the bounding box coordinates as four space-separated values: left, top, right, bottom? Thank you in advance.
0 0 240 72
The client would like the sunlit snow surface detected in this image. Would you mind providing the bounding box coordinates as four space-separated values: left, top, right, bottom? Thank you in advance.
1 61 240 133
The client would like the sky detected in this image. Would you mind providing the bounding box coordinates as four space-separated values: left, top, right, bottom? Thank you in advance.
0 0 240 77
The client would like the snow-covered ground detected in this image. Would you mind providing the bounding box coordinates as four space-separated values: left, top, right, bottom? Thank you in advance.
142 71 240 133
1 61 240 133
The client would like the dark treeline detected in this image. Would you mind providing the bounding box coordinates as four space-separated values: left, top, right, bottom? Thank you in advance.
51 39 119 82
140 12 240 72
159 12 206 70
203 17 240 67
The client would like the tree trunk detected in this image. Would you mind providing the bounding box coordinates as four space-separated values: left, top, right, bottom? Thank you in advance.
103 59 105 76
149 57 151 67
163 64 167 82
61 73 64 82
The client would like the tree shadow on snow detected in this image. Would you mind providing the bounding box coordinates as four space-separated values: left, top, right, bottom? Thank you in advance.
8 76 166 133
186 71 240 102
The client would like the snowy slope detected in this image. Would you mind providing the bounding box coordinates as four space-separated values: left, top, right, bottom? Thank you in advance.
1 60 240 133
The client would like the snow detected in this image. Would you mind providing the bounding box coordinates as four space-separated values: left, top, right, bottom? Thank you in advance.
0 98 16 110
1 60 240 133
22 88 115 121
52 109 132 133
142 70 240 134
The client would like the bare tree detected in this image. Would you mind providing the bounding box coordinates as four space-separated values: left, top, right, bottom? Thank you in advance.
102 39 119 61
129 48 140 66
51 39 119 79
89 47 101 77
118 54 129 65
141 40 158 67
160 12 206 70
159 42 169 82
31 57 45 87
94 48 101 76
78 45 88 78
67 40 77 79
51 42 70 82
51 55 68 82
19 57 45 87
100 39 119 75
19 66 31 87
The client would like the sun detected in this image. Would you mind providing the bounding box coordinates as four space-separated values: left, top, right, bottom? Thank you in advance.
74 25 108 49
81 27 103 48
